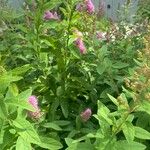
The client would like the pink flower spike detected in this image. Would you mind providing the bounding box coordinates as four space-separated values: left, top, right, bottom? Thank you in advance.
75 38 86 54
44 11 54 20
43 11 59 20
80 108 92 122
28 96 41 119
28 96 38 109
85 0 95 14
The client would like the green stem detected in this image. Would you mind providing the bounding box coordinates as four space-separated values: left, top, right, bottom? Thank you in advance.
104 106 137 149
66 1 74 55
104 113 129 149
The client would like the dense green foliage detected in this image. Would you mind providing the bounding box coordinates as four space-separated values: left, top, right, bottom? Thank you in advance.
137 0 150 20
0 0 150 150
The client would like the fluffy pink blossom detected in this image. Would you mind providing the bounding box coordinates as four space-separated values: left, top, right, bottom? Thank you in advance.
80 108 92 122
28 96 41 119
44 11 59 20
75 38 86 54
85 0 95 14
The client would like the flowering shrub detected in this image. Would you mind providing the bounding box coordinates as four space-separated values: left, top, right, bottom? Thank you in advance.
137 0 150 20
0 0 150 149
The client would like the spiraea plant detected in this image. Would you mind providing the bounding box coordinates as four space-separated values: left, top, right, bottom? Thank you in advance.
66 26 150 150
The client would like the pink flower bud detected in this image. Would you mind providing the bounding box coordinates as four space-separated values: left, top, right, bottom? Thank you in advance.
80 108 92 122
44 11 59 20
75 38 86 54
28 96 41 119
85 0 95 14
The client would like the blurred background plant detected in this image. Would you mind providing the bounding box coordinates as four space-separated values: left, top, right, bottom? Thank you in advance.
137 0 150 21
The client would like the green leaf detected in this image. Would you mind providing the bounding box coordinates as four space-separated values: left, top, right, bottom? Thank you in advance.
0 73 22 93
134 126 150 140
5 88 34 111
0 119 5 144
87 132 104 139
39 52 48 66
56 86 63 97
122 121 135 142
65 138 74 146
15 24 28 33
53 120 71 126
138 100 150 115
60 100 68 118
113 62 129 69
97 58 111 75
136 113 150 129
116 140 146 150
16 136 32 150
42 122 62 131
97 101 113 125
65 138 95 150
18 89 32 101
13 118 41 144
10 64 31 76
50 99 60 120
5 97 34 111
107 94 119 106
0 130 14 149
98 45 108 59
96 62 106 75
0 95 8 119
39 136 63 150
5 84 18 99
43 0 62 10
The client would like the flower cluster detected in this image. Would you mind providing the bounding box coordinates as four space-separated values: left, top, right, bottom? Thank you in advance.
76 0 95 14
43 11 59 20
80 108 92 122
75 38 86 54
85 0 95 14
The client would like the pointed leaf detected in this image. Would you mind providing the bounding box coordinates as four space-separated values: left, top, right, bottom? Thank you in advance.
116 140 146 150
42 122 62 131
107 94 119 106
16 136 32 150
122 121 135 142
39 136 62 150
134 126 150 140
13 118 41 144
